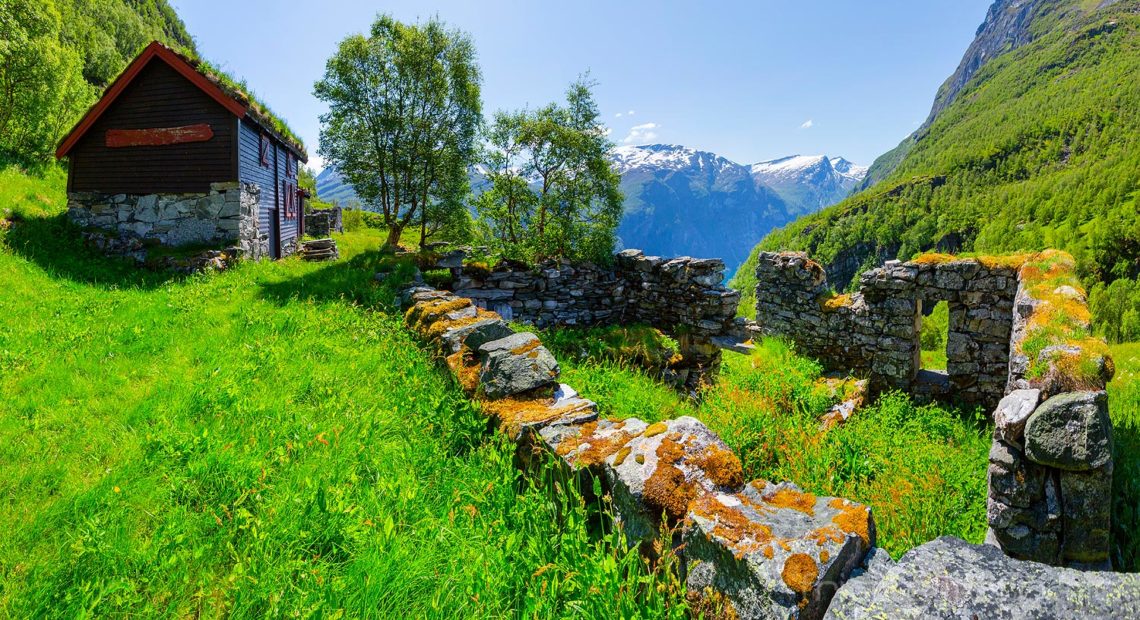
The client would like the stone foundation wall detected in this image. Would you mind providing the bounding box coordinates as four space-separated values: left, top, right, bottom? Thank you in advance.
445 249 741 390
67 182 266 259
753 252 1018 409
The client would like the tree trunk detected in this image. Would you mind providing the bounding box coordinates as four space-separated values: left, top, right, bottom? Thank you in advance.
385 225 403 248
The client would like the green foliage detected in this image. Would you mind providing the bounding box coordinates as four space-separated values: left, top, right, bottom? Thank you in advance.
314 15 482 249
476 79 624 266
1108 342 1140 571
920 301 950 370
1091 277 1140 343
0 167 689 617
540 324 680 373
0 0 195 163
740 3 1140 318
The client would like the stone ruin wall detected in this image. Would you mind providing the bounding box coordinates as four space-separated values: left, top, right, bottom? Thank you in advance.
303 206 343 238
67 182 268 259
438 248 742 390
398 277 1137 619
753 251 1116 569
753 252 1018 409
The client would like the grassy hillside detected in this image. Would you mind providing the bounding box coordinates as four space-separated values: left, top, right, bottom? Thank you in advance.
0 167 688 617
733 0 1140 326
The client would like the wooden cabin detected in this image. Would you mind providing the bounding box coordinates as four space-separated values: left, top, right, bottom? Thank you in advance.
56 42 307 259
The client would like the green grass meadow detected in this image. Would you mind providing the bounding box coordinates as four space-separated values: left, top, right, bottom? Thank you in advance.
0 167 688 618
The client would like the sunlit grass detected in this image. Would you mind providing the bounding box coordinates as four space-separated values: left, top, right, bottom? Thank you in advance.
0 166 689 617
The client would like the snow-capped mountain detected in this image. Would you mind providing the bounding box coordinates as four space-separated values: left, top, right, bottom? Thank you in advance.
314 144 864 275
751 155 868 212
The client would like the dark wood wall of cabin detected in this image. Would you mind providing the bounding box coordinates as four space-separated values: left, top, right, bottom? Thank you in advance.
67 61 236 194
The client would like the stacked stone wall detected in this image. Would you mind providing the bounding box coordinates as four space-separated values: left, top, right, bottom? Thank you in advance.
400 282 875 619
304 207 343 238
66 182 267 259
753 252 1018 409
447 249 740 390
753 250 1116 569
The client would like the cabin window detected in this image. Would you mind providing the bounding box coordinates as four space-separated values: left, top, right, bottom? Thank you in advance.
259 133 270 167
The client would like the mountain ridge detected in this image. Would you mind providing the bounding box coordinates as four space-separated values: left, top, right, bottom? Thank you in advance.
316 144 865 273
736 0 1140 324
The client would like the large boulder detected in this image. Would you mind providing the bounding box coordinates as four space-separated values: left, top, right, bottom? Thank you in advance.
477 332 560 399
823 536 1140 620
1023 391 1112 471
684 482 875 620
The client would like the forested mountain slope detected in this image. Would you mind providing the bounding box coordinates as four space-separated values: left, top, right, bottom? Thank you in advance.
735 0 1140 338
0 0 195 162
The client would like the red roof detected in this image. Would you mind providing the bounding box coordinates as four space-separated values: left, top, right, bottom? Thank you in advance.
56 42 305 160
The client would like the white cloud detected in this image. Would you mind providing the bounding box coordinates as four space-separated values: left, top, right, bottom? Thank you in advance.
800 119 814 129
615 112 623 118
628 110 635 116
622 122 659 144
307 154 326 173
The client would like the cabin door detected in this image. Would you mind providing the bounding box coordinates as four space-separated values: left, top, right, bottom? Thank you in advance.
269 208 281 259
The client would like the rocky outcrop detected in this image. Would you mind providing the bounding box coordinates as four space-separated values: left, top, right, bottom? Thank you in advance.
685 482 874 620
824 536 1140 620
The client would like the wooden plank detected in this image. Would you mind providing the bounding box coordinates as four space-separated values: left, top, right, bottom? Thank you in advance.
106 124 214 148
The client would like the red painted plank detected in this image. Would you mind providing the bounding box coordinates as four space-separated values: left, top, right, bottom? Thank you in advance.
105 124 214 148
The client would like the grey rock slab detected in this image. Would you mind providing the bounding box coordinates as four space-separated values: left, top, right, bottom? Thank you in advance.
602 416 743 546
1024 391 1112 471
437 318 513 354
822 536 1140 620
993 389 1040 446
685 482 875 620
477 332 560 399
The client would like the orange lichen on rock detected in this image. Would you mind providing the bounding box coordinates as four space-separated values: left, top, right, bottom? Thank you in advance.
781 553 819 595
613 446 632 467
423 308 498 340
555 421 636 468
690 494 774 556
761 486 817 517
644 436 701 521
643 422 668 438
510 338 543 356
806 525 846 546
828 498 872 545
819 549 830 564
405 298 472 331
479 396 587 437
818 293 853 313
692 444 745 489
446 349 482 394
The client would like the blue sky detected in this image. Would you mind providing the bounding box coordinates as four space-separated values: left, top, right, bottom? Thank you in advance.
172 0 993 170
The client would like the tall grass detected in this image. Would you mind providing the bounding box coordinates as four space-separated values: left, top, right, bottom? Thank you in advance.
1109 342 1140 571
0 166 688 617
